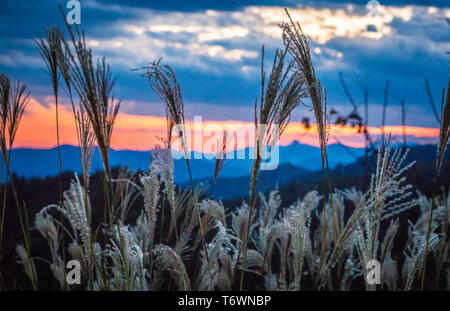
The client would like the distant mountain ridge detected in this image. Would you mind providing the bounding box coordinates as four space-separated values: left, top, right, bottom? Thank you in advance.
7 144 447 200
209 144 449 200
9 142 365 183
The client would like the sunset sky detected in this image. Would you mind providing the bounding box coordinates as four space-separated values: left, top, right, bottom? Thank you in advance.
0 0 449 151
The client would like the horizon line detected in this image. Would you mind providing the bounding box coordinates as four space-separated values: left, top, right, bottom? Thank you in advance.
14 98 440 151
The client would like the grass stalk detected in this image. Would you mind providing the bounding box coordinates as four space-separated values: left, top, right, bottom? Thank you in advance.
421 84 449 290
35 27 64 206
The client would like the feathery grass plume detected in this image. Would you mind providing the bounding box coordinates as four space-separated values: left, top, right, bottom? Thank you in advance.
52 26 94 214
0 74 30 168
53 26 80 121
0 74 35 288
108 225 146 290
247 190 285 288
168 190 188 244
35 27 64 204
35 212 60 265
318 195 367 289
74 104 95 231
259 190 281 229
138 171 160 248
431 191 450 287
5 81 29 152
150 146 175 212
421 82 450 289
380 219 400 290
136 60 212 272
275 222 291 290
147 145 199 288
318 158 412 290
436 83 450 176
54 28 72 96
35 211 66 288
253 221 288 290
0 73 10 253
61 178 92 264
279 9 339 252
284 191 320 290
149 146 183 243
232 203 253 245
231 202 253 278
196 221 238 290
414 193 441 235
15 244 38 290
355 137 415 290
57 15 121 223
133 176 160 290
370 138 415 220
134 60 185 153
199 199 226 226
240 45 306 290
279 10 328 172
111 168 140 223
213 130 237 186
59 175 91 244
182 198 224 257
216 236 240 290
39 175 99 289
141 171 160 222
284 208 310 290
0 76 28 193
197 200 237 290
310 193 342 289
153 244 191 290
74 105 96 191
404 227 440 290
339 254 361 291
306 199 332 288
175 189 205 258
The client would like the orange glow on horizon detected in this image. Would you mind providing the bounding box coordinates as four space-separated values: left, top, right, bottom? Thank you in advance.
15 98 440 151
